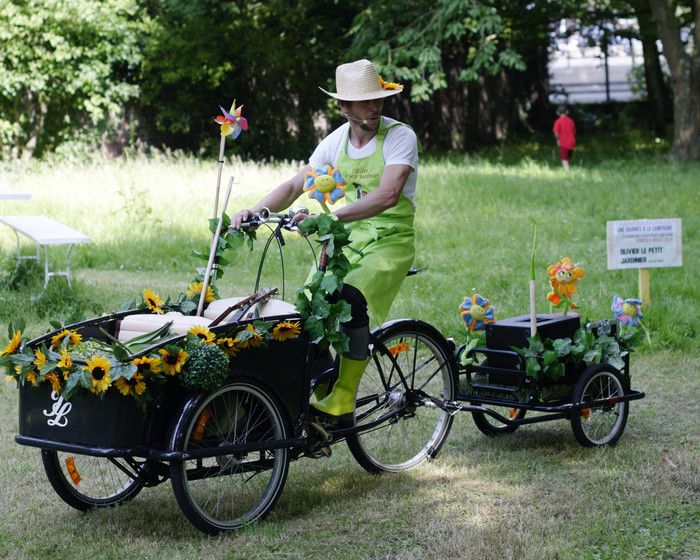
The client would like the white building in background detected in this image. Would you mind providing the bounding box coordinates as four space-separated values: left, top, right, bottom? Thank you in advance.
549 19 645 104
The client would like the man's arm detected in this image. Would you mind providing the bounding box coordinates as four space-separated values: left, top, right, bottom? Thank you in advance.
332 164 412 223
232 164 310 228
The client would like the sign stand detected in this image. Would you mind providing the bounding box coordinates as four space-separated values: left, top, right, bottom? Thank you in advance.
607 218 683 309
639 268 651 306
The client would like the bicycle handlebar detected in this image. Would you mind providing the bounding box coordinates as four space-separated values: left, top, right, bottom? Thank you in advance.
236 206 308 230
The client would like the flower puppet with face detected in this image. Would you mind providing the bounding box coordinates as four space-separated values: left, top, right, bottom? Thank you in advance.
546 257 585 305
611 295 643 326
459 294 495 332
303 164 347 207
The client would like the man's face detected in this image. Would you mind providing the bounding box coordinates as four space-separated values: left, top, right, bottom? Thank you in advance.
344 99 384 126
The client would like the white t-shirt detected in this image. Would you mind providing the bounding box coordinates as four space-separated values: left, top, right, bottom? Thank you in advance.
308 116 418 204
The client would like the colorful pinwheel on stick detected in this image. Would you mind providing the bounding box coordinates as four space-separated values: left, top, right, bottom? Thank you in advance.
214 101 248 139
459 294 495 332
303 164 347 213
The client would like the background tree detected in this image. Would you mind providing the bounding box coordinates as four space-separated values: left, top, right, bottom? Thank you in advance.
0 0 148 160
648 0 699 159
139 0 364 160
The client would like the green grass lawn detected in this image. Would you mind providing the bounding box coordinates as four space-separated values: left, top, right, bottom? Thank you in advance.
0 146 698 559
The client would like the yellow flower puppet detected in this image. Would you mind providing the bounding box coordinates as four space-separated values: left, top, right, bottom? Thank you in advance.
547 257 585 305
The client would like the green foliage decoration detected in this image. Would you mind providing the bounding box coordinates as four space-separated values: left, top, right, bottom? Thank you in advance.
513 323 644 381
295 214 355 354
179 340 229 392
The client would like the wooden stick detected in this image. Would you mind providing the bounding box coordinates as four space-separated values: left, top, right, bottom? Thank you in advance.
213 135 226 219
198 177 234 317
208 288 278 327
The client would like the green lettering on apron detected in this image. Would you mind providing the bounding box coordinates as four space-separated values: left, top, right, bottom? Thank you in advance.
336 118 416 326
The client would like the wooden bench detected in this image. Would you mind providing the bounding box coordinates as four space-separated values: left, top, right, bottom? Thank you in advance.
0 216 91 293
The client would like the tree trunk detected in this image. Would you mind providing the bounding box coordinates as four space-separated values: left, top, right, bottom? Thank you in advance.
648 0 700 160
633 0 670 136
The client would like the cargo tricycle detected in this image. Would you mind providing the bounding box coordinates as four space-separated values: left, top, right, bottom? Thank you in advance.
12 211 644 535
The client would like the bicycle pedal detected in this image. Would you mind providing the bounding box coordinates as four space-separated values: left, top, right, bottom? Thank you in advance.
305 446 332 459
308 421 333 443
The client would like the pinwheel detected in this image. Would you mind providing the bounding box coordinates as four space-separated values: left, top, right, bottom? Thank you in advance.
214 101 248 139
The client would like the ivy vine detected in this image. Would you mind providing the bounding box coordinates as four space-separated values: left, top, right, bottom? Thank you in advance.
294 214 356 354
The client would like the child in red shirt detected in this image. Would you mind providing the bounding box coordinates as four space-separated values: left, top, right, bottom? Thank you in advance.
553 105 576 171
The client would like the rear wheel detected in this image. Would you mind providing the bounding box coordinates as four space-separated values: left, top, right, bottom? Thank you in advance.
42 450 144 511
346 321 456 473
472 406 527 436
170 380 290 534
570 365 629 447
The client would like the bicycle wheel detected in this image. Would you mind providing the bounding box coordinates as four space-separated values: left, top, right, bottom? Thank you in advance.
41 450 144 511
170 380 290 534
472 406 527 436
570 365 629 447
346 320 456 473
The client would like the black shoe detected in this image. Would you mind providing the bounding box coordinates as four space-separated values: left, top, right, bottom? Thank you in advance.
308 406 354 429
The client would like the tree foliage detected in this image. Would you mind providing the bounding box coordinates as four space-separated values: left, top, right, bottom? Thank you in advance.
348 0 526 102
139 0 363 160
0 0 149 159
0 0 697 160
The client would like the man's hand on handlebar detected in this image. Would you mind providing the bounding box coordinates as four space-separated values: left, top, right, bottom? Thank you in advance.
290 212 314 226
231 209 254 230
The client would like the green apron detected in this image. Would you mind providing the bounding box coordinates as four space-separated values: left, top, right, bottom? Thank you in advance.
337 118 416 326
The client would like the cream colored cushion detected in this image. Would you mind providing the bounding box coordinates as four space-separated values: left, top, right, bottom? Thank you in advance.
117 312 213 342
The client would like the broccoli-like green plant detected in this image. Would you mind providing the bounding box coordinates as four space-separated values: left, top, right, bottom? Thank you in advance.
179 342 229 391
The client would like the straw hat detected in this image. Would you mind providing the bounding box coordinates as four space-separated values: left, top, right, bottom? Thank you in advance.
320 59 404 101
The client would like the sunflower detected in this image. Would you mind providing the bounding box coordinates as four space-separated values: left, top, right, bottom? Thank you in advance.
45 372 62 394
143 289 165 314
271 321 301 342
132 355 162 375
158 347 188 375
84 356 112 394
217 337 239 357
186 281 215 303
114 372 147 397
5 364 19 383
50 329 82 349
1 330 22 356
236 324 264 349
33 348 47 370
26 370 37 386
546 257 585 298
379 76 403 90
188 325 216 345
57 349 73 380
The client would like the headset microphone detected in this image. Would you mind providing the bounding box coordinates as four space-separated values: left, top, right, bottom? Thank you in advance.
341 111 368 125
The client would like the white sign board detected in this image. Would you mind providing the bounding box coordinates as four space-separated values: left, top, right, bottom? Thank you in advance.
607 218 682 270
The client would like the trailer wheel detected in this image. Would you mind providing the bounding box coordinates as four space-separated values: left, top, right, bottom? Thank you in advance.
472 406 527 436
570 365 629 447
